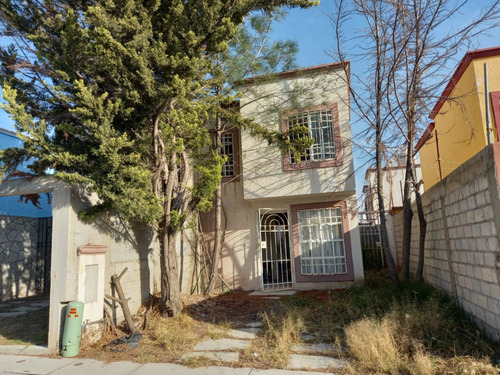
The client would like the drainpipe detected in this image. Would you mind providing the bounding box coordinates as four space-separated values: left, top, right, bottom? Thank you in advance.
435 129 443 181
485 63 491 145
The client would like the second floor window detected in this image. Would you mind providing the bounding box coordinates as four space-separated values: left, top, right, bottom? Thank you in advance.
282 103 343 171
221 131 235 177
287 109 336 163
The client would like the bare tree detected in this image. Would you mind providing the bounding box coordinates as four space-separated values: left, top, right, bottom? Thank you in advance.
387 0 500 282
329 0 400 284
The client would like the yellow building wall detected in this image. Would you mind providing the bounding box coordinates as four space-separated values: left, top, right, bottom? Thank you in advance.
420 54 500 190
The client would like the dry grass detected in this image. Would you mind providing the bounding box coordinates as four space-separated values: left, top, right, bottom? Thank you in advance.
242 307 305 369
138 312 229 362
182 354 215 368
79 271 500 374
345 317 403 374
329 272 500 374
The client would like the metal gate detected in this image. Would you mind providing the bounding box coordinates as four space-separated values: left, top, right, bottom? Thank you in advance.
258 209 293 290
358 211 385 270
35 217 52 294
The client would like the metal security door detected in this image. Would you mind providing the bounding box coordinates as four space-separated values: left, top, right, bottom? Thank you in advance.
358 211 385 270
259 210 293 290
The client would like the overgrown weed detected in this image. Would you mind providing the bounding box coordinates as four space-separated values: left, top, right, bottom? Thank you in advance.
318 270 500 374
244 307 305 368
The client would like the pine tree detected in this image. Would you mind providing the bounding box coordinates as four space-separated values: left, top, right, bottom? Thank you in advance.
0 0 317 315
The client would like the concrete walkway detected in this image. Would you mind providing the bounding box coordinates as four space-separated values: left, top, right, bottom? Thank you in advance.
0 353 340 375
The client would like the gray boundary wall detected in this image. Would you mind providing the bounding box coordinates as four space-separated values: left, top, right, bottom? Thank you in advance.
0 215 49 300
393 143 500 341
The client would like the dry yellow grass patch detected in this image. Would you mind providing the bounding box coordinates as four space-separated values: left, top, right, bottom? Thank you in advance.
243 308 305 369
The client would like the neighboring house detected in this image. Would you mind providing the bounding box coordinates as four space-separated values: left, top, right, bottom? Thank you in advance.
0 127 52 217
363 154 423 215
0 128 52 300
361 155 422 263
201 63 364 291
416 46 500 190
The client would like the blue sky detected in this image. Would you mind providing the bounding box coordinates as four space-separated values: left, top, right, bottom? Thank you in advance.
0 1 498 198
269 1 499 196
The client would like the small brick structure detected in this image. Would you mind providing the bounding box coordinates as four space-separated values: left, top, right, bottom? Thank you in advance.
394 143 500 341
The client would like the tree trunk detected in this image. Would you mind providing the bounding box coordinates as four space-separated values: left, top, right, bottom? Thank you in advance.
401 144 413 281
375 131 399 284
162 230 183 316
413 171 427 283
205 114 223 294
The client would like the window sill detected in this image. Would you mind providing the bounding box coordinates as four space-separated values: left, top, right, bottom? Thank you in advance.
283 157 343 171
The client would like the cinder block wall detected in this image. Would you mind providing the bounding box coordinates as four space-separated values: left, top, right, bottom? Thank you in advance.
393 143 500 341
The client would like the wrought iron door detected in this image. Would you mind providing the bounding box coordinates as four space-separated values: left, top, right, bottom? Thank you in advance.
259 210 293 290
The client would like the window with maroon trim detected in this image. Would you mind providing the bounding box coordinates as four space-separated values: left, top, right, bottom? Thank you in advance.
218 128 240 182
291 201 354 282
297 207 347 275
282 103 343 171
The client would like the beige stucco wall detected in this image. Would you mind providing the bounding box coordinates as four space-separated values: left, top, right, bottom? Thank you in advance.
211 185 364 291
239 67 355 200
203 66 364 291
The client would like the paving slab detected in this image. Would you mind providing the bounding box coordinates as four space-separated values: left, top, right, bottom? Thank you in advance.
228 328 261 339
130 363 252 375
194 338 250 351
1 355 76 374
292 343 337 354
0 354 37 371
299 331 316 342
245 322 263 328
51 358 141 375
0 344 27 354
181 351 240 363
288 354 347 370
250 368 338 375
20 345 49 355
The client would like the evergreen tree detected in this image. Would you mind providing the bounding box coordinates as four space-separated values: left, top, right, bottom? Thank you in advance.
0 0 317 315
203 11 303 294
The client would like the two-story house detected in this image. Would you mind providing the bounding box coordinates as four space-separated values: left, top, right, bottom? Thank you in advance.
201 63 364 291
416 46 500 190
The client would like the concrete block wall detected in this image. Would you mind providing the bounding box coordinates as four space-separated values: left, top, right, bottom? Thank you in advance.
394 144 500 341
0 215 46 300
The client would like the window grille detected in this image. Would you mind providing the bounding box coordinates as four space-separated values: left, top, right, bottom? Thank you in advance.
287 109 335 163
297 207 347 275
221 132 234 177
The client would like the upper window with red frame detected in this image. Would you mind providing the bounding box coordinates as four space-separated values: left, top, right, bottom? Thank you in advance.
217 127 241 182
282 103 343 171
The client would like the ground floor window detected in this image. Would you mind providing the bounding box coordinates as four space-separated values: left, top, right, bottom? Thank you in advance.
297 207 347 275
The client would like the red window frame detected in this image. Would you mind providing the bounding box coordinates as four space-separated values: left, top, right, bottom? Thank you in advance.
290 201 355 282
210 127 241 183
282 103 344 171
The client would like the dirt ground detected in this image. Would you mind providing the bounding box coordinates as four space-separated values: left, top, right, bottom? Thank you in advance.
78 289 332 364
183 289 332 325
